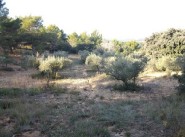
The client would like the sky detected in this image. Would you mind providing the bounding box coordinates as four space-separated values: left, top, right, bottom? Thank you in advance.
4 0 185 40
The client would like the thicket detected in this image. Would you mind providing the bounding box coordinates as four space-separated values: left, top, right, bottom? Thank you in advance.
144 28 185 58
144 28 185 71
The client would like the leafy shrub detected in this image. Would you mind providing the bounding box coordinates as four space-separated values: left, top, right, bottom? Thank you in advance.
85 54 102 71
20 55 36 69
175 55 185 94
93 47 105 55
155 56 180 71
102 51 115 58
112 40 141 56
144 28 185 59
75 44 95 53
0 55 12 68
38 56 72 86
103 56 116 66
78 50 90 63
105 56 146 90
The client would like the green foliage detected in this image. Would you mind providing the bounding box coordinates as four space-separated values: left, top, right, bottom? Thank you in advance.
39 56 66 73
0 54 13 68
20 55 36 69
38 56 71 86
155 56 180 71
78 50 90 63
105 56 146 90
90 30 102 47
144 28 185 58
75 43 95 53
17 16 70 53
144 28 185 71
20 16 43 32
68 32 79 47
112 40 141 56
0 0 9 18
0 0 9 36
0 18 21 53
85 54 102 71
103 56 116 66
68 31 102 53
175 55 185 94
102 51 115 58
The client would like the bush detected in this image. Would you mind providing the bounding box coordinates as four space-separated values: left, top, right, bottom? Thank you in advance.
103 56 116 66
20 55 36 69
102 51 115 58
105 56 146 90
93 47 105 55
0 55 12 68
78 50 90 63
85 54 102 71
175 55 185 94
75 44 95 53
144 28 185 59
155 56 180 71
39 56 72 86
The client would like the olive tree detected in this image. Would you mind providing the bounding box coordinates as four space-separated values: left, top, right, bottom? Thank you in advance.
38 56 71 87
85 53 102 71
105 56 146 90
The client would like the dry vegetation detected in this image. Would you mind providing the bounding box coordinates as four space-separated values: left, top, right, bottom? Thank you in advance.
0 55 184 137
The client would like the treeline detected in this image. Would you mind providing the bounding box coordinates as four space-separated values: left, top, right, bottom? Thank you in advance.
0 0 102 54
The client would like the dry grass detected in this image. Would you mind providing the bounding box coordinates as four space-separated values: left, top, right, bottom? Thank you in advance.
0 54 184 137
0 69 45 89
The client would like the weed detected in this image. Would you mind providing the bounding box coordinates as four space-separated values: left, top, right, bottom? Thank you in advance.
0 99 15 110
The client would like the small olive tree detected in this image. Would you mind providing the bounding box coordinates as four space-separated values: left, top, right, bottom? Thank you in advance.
39 56 71 87
105 56 146 90
85 53 102 71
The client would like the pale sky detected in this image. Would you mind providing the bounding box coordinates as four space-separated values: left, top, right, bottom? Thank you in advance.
4 0 185 40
